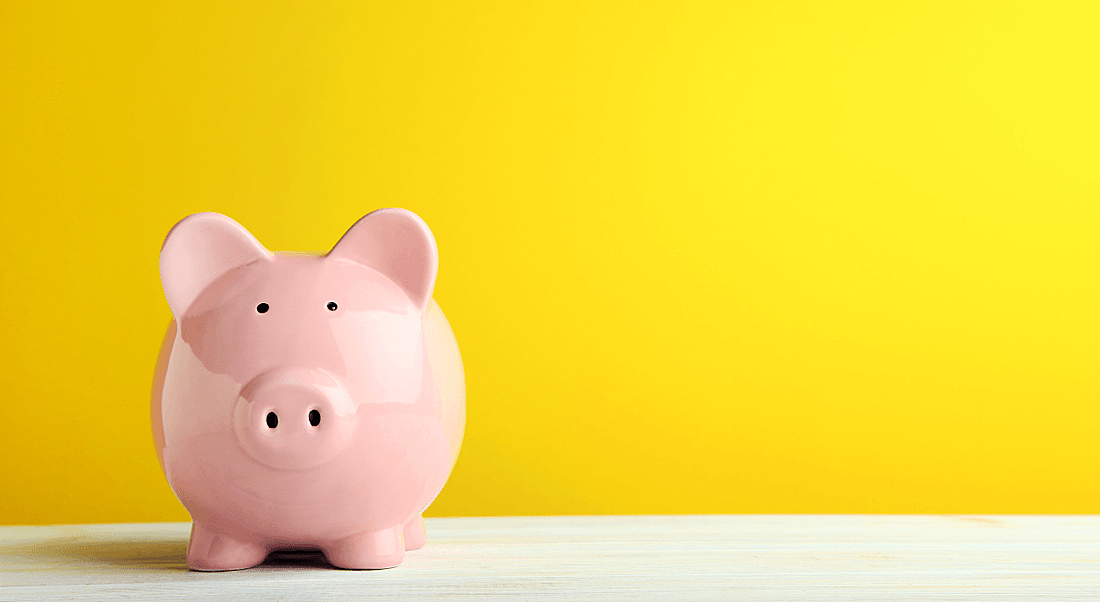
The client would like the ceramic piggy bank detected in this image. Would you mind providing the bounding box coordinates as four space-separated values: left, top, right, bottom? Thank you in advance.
151 209 465 571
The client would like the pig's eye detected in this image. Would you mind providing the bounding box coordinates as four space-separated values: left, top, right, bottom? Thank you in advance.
256 303 270 314
326 301 338 311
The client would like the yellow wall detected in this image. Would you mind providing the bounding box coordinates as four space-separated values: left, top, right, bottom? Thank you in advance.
2 1 1099 525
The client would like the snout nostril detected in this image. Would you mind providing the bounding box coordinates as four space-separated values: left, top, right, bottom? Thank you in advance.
308 409 321 427
266 412 279 429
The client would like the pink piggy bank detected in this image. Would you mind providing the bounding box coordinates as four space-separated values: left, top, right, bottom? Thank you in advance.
151 209 465 571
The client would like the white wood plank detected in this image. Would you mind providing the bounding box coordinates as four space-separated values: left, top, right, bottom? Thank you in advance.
0 516 1098 600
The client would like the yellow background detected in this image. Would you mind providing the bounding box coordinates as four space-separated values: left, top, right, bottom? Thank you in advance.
2 1 1099 525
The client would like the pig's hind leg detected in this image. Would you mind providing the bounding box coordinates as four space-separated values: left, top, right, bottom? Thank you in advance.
187 522 268 571
403 513 427 550
323 527 405 569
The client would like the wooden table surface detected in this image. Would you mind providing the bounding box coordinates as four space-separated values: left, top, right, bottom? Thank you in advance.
1 515 1097 600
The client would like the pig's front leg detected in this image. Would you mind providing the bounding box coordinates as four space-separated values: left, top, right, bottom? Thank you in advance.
187 522 268 571
323 527 405 569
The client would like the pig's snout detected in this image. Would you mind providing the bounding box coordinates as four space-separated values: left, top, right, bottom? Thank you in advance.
233 369 356 471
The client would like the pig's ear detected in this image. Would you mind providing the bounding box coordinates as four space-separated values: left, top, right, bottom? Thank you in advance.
159 213 272 318
327 208 439 313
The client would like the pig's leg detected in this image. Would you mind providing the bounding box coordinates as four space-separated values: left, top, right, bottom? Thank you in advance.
403 514 427 551
187 522 268 571
323 527 405 569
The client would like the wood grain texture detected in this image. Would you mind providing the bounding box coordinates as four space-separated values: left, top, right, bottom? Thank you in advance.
1 516 1098 600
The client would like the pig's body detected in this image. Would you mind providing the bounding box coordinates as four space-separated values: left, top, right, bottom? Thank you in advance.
152 211 465 571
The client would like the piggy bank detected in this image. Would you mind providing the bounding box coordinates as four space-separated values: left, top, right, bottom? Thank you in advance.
151 209 465 571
